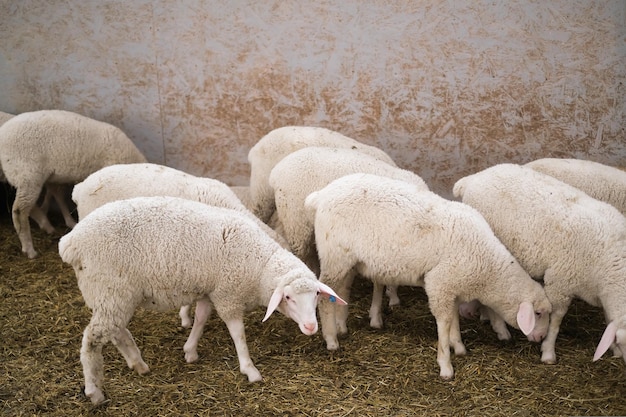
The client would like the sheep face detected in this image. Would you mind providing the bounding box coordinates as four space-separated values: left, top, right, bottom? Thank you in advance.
522 300 552 342
263 277 346 336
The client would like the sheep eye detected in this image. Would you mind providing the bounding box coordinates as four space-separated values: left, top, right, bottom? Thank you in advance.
285 295 291 301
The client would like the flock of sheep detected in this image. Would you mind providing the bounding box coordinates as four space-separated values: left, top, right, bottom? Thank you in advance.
0 109 625 405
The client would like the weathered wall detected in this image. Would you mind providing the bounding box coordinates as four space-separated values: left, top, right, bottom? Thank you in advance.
1 0 624 196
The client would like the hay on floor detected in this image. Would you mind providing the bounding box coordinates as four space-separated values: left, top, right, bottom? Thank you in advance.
0 202 624 416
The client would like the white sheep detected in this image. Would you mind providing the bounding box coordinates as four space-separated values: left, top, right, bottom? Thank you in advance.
269 146 428 269
248 125 397 224
58 196 346 405
304 173 551 379
0 109 147 258
453 163 626 365
72 162 291 328
525 157 626 215
0 111 76 233
270 147 427 312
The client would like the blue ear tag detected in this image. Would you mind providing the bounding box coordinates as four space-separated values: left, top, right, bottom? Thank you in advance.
329 295 336 303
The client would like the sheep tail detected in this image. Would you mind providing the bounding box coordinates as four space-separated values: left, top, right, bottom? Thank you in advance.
58 232 80 265
452 177 467 199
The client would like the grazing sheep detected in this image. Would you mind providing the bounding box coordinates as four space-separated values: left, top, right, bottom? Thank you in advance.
270 147 428 271
270 147 427 315
58 196 346 405
72 163 289 249
525 158 626 215
0 111 75 232
305 173 551 379
248 125 397 224
453 163 626 365
0 109 146 258
72 163 292 329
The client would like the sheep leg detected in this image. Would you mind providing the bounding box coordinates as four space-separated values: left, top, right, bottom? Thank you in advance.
223 317 262 382
80 324 108 405
369 282 385 329
179 304 193 328
110 327 149 375
46 183 77 229
12 183 42 258
28 205 55 234
540 300 571 364
386 285 401 307
319 297 340 350
450 305 466 356
334 270 355 335
434 312 455 380
318 256 356 350
183 299 213 363
481 305 511 341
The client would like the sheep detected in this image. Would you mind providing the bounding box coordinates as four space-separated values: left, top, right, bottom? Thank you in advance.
0 109 147 258
525 158 626 215
0 111 76 233
72 162 291 328
461 158 626 340
304 173 552 379
453 163 626 365
248 125 397 224
269 147 426 270
269 146 427 315
58 196 346 405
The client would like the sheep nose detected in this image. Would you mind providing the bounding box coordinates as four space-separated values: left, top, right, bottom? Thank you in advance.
303 323 317 334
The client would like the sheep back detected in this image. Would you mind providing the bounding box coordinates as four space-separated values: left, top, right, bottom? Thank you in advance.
525 158 626 215
269 147 427 261
0 110 146 186
59 196 283 313
247 125 397 222
453 163 626 308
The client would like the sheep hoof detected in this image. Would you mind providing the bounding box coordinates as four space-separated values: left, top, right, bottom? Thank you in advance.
184 351 199 363
84 386 106 405
541 352 557 364
496 330 512 341
439 370 454 381
244 367 262 382
133 361 150 375
325 338 340 351
369 318 383 329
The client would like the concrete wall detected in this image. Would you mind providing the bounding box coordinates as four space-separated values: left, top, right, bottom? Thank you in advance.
1 0 624 197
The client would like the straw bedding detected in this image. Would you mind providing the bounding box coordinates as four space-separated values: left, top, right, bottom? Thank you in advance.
0 186 624 416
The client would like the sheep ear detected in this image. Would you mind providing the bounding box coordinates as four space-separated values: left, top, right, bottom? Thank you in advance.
593 321 617 361
516 301 535 336
262 287 283 322
318 282 348 305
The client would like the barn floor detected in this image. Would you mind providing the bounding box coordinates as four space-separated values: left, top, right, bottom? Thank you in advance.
0 187 625 416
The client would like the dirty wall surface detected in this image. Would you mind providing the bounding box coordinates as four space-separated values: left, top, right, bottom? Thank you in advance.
0 0 624 196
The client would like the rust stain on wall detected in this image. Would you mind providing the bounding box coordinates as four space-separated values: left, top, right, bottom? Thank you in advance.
0 0 624 196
